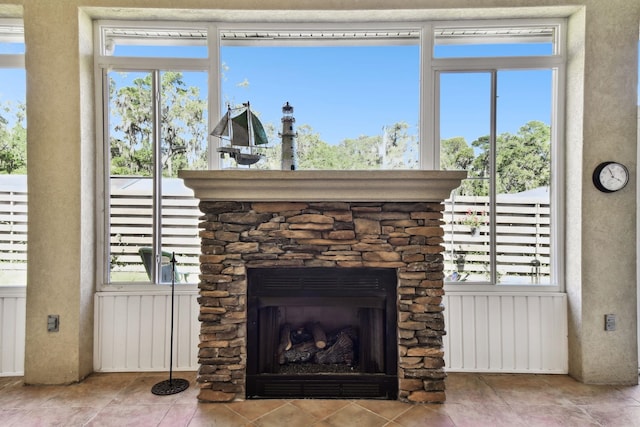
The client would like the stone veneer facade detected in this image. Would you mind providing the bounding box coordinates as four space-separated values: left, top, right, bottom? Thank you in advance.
196 200 447 404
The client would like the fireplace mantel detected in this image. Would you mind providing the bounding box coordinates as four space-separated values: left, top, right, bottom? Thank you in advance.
178 170 466 202
181 169 467 403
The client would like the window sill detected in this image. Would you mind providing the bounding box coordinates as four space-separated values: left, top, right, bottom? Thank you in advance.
97 283 199 295
444 283 562 293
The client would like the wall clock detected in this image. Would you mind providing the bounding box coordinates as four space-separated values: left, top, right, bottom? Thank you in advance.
592 161 629 193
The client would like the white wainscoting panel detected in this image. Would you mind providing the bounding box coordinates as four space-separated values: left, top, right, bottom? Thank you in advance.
443 292 568 373
10 288 567 375
94 289 199 372
0 287 26 376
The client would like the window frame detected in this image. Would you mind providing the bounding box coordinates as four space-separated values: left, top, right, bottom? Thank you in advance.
0 18 26 289
94 21 210 290
211 21 426 170
94 18 565 292
432 19 566 292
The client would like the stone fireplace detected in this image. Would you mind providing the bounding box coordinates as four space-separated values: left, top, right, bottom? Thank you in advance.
179 170 465 403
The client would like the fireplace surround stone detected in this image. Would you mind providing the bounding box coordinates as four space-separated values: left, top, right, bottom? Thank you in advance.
180 170 465 403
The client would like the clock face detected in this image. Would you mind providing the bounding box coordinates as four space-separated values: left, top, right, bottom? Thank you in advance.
594 162 629 192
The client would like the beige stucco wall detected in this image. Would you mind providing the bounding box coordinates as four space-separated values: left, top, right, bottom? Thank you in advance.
21 1 95 384
571 0 639 384
1 0 638 384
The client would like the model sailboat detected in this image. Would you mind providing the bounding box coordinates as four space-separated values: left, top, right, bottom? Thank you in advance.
212 102 269 166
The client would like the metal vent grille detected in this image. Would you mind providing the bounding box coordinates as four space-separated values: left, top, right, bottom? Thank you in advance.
0 23 24 43
341 383 382 397
250 267 395 296
103 27 207 42
434 25 556 45
263 382 303 397
253 377 391 399
220 30 419 42
259 275 383 292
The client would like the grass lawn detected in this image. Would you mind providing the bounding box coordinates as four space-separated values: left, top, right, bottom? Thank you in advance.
109 271 150 282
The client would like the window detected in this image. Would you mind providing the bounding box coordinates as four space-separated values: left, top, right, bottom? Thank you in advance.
96 19 564 289
435 21 564 287
433 24 558 58
0 20 26 287
97 23 208 285
217 26 421 170
100 24 207 58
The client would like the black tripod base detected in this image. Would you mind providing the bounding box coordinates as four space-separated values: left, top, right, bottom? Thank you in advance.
151 378 190 395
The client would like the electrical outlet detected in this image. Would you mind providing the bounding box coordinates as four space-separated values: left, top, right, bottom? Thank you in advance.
604 314 616 331
47 314 59 332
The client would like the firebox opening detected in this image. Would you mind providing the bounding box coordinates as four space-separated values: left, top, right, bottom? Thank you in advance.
246 267 398 400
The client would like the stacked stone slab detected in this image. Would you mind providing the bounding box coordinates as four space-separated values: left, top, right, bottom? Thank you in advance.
196 200 447 403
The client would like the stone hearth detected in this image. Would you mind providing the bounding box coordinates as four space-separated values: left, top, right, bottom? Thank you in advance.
179 170 465 403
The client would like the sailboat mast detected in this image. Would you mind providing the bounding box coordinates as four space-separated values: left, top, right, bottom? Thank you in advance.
226 106 233 143
246 102 253 148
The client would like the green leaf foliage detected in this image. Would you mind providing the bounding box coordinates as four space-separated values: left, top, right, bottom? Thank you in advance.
109 71 208 177
441 120 551 196
103 70 550 185
0 100 27 174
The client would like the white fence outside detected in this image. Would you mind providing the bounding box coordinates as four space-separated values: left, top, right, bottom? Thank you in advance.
443 189 551 285
108 178 201 283
0 175 27 287
2 177 552 285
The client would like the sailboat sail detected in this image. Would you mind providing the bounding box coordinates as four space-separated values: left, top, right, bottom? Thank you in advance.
229 110 269 147
210 111 230 139
212 103 268 166
229 111 250 146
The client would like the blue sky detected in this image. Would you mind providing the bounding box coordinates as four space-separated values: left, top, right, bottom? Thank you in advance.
439 70 553 144
1 44 639 147
221 45 554 146
221 45 420 145
0 69 25 105
1 58 550 149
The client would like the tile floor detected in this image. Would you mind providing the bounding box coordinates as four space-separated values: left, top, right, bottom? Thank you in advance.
0 371 639 426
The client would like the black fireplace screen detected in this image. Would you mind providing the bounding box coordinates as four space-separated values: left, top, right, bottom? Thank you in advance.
246 267 398 399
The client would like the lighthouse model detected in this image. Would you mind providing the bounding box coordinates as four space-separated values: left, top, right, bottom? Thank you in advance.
279 102 297 170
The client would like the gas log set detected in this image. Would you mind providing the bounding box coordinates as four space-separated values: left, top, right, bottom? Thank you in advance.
278 322 357 371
